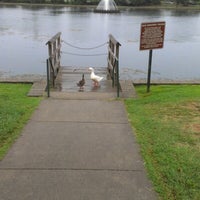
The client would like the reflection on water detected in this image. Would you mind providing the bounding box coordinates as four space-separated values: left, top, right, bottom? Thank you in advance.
0 5 200 80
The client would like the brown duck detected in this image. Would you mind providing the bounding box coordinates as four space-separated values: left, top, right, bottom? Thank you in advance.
77 74 85 90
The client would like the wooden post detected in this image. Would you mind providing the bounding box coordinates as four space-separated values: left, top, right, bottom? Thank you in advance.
46 32 61 87
107 34 121 97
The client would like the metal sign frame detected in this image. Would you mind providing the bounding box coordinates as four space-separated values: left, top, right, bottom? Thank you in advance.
140 21 165 51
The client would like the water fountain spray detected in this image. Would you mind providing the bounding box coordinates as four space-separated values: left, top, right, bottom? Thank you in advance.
94 0 120 13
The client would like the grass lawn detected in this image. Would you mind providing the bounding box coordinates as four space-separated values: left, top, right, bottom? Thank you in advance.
125 85 200 200
0 83 42 160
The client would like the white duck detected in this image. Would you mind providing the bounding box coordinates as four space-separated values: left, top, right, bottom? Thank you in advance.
89 67 104 87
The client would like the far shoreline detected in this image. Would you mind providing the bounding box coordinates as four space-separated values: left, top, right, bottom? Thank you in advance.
1 2 200 11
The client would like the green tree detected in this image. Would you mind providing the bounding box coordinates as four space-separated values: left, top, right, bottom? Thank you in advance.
176 0 190 5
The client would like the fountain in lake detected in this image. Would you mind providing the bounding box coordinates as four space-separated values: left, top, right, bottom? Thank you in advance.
94 0 119 13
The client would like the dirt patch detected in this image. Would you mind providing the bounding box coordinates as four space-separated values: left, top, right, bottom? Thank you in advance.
191 123 200 134
184 102 200 112
183 115 200 133
180 102 200 135
185 103 200 131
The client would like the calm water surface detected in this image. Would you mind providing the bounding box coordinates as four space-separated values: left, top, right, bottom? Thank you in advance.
0 5 200 80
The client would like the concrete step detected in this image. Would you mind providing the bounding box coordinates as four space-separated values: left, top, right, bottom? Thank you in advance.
28 80 47 97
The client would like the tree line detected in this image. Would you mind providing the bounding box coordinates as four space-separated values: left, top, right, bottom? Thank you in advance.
0 0 199 6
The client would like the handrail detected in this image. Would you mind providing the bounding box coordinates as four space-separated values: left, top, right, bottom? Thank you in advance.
46 32 61 87
46 32 61 45
109 34 120 46
107 34 121 97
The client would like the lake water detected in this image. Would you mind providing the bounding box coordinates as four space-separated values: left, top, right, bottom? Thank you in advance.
0 5 200 81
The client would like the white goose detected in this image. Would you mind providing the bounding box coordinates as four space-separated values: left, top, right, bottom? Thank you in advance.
89 67 104 87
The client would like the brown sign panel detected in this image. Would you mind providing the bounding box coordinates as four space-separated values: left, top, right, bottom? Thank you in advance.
140 21 166 51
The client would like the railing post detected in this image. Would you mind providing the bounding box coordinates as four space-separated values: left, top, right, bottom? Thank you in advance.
46 59 50 97
116 60 120 98
48 58 55 87
112 62 115 88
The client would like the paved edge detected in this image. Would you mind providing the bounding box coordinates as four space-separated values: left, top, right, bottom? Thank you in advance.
120 80 137 98
0 75 47 97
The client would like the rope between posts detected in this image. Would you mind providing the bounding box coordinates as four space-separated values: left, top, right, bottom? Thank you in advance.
61 51 107 57
62 40 108 50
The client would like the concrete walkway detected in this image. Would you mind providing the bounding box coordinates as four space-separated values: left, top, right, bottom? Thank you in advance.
0 97 157 199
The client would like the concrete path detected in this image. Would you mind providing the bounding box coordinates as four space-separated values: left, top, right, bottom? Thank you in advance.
0 97 157 200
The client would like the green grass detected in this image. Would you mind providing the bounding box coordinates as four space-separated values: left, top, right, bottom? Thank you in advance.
0 83 42 160
125 85 200 200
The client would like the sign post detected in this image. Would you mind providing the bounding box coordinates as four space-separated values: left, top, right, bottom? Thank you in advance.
140 21 165 92
147 49 153 93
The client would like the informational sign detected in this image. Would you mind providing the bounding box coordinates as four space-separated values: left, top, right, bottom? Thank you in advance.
140 21 165 51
